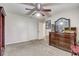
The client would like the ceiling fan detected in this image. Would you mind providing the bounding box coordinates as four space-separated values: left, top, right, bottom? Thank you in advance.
25 3 52 16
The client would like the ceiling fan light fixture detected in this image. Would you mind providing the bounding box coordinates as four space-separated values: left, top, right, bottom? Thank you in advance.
35 12 41 17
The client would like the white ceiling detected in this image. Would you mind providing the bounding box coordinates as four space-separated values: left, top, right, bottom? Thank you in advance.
0 3 79 16
0 3 58 15
0 3 34 15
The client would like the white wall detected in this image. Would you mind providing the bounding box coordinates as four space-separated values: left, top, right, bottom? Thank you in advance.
4 4 79 45
51 6 79 42
5 12 38 45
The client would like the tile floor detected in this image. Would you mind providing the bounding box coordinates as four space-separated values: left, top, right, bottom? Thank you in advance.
4 39 71 56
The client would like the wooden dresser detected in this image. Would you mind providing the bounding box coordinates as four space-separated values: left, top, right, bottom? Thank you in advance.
0 7 5 56
49 32 76 52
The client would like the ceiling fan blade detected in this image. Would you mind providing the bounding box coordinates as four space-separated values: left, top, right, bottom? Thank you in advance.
26 8 35 15
42 9 51 12
40 12 45 16
41 13 45 16
25 8 33 10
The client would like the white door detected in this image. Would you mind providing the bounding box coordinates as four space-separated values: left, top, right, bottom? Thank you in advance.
38 22 45 39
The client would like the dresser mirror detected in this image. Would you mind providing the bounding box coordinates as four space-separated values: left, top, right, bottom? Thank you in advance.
55 18 70 33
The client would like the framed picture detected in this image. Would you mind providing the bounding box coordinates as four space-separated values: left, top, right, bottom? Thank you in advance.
45 20 51 29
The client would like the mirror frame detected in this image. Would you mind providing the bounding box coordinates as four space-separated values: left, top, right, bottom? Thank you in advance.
55 17 70 32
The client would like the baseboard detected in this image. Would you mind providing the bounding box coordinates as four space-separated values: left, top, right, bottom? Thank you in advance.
5 39 41 46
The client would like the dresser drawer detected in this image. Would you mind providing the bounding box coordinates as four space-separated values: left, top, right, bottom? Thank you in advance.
59 38 71 43
51 39 59 45
59 41 70 49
